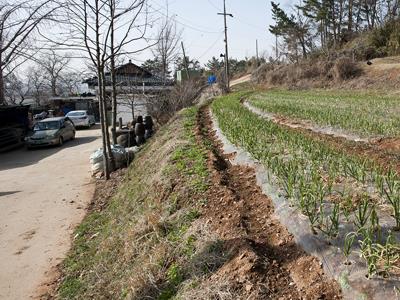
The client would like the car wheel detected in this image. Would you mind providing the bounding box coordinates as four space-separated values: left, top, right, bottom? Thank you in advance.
58 136 64 146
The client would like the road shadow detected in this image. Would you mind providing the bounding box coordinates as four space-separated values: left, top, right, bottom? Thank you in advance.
0 191 21 197
0 135 98 171
75 124 101 131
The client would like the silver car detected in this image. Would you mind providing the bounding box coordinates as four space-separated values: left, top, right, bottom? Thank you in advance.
66 110 96 128
26 117 75 148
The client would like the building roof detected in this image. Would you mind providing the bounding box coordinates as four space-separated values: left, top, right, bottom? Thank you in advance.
84 60 155 86
110 60 153 78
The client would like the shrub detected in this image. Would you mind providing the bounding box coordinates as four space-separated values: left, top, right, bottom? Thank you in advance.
252 63 276 83
146 79 205 124
332 57 362 81
268 66 288 85
369 19 400 56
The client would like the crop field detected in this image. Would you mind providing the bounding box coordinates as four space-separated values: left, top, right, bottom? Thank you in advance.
212 91 400 279
248 90 400 138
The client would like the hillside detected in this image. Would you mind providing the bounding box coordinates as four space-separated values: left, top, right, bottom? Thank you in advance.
252 55 400 91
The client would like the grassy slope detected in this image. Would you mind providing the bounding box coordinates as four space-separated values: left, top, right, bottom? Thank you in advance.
249 89 400 138
58 108 227 299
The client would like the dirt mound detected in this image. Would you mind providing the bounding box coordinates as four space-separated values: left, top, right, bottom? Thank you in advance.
375 137 400 152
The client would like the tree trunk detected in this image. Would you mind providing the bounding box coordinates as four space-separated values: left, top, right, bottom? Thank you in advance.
320 20 324 48
348 0 353 31
131 94 135 121
355 2 362 32
299 36 307 58
110 0 117 145
371 0 377 28
365 0 371 29
97 68 110 180
51 79 57 96
332 1 337 47
95 0 109 180
101 73 116 171
338 0 344 40
110 66 117 145
0 66 5 105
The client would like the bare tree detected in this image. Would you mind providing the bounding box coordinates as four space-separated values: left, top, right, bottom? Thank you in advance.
107 0 148 144
61 0 150 179
0 0 58 104
60 71 82 96
28 66 48 107
152 16 182 81
146 79 204 124
4 73 29 105
39 49 70 96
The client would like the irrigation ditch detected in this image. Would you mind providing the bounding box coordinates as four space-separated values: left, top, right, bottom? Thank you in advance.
243 101 370 143
208 99 400 299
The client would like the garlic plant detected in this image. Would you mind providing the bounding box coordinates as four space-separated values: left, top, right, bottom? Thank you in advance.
212 92 400 277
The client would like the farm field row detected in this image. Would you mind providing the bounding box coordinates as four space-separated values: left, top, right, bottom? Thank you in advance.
212 92 400 279
248 89 400 138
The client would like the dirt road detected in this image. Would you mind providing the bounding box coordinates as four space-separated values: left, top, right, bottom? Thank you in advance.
0 127 102 299
230 74 251 86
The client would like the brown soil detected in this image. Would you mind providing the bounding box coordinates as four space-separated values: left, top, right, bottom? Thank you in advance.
196 107 342 299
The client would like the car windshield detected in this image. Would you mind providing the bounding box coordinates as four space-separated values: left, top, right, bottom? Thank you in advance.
34 121 60 131
67 112 85 117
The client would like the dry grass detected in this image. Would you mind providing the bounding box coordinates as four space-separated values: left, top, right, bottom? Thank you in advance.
250 55 400 90
56 107 229 300
176 278 241 300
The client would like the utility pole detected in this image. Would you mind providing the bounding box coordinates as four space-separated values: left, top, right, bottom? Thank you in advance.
218 0 233 91
181 41 190 80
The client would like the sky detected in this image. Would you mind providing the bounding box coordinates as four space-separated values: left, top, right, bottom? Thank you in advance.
35 0 296 74
118 0 295 67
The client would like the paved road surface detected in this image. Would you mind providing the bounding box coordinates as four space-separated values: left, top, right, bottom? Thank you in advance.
0 127 102 299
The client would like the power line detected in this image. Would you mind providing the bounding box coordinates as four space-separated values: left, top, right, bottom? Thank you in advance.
206 0 221 11
234 16 266 32
197 32 224 60
207 0 266 33
148 0 221 34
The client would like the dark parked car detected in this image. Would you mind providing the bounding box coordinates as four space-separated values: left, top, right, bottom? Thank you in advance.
25 117 75 149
